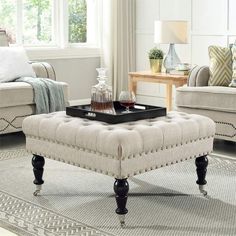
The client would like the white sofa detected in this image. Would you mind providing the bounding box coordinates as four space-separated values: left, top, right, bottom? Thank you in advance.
176 66 236 142
0 62 69 135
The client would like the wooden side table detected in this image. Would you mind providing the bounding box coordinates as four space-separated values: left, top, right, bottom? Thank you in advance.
129 71 188 111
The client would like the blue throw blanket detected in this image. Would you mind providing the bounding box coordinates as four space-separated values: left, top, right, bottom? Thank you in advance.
16 77 65 114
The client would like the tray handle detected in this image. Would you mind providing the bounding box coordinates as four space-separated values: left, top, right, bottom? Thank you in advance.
84 111 97 118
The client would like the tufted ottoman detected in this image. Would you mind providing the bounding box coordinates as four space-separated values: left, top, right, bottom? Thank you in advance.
22 111 215 226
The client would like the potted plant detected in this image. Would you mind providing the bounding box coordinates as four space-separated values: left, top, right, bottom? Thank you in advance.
148 47 164 73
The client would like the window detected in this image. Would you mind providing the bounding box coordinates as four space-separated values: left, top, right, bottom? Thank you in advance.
0 0 16 43
23 0 53 45
68 0 87 43
0 0 99 49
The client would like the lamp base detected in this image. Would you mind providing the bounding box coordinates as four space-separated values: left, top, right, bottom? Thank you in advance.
164 44 181 73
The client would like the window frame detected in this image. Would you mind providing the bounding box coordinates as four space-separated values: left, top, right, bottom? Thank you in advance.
10 0 101 59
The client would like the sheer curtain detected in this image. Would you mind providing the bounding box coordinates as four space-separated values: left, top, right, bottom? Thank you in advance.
101 0 136 99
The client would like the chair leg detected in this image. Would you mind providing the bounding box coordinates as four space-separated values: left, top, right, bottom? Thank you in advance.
114 179 129 227
195 155 208 196
32 155 45 196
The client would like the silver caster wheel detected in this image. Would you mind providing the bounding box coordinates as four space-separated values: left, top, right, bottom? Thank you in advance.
118 215 126 227
33 185 42 196
199 185 207 196
33 190 40 196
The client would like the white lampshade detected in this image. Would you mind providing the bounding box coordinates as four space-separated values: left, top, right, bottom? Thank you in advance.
154 20 188 44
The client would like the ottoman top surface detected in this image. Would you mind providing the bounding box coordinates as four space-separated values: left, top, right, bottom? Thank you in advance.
23 111 215 157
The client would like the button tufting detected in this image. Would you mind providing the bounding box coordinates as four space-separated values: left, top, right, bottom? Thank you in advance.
82 123 90 126
23 111 215 179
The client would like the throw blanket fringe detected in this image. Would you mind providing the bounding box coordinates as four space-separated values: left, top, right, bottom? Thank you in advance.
16 77 65 114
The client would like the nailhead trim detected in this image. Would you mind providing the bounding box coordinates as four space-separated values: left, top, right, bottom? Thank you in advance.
215 121 236 138
27 134 213 178
124 151 211 178
28 135 117 160
0 114 32 133
28 145 211 179
27 132 214 161
29 148 117 177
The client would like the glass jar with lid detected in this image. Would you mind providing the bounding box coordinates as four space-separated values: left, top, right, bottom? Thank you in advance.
91 68 115 113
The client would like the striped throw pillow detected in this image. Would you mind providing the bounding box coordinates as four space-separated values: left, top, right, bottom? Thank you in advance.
230 43 236 87
208 45 232 86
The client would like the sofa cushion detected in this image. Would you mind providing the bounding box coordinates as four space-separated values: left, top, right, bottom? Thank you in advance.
0 81 68 108
208 45 232 86
176 86 236 113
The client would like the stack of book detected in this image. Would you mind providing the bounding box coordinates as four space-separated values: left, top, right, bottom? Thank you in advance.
169 69 190 75
169 63 191 75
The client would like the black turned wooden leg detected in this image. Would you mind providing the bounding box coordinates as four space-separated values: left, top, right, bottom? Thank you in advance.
195 155 208 195
114 179 129 227
32 155 45 196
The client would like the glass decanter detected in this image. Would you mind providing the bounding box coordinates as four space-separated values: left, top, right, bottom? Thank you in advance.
91 68 115 113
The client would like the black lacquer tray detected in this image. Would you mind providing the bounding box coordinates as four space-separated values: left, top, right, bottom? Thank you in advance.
66 101 166 124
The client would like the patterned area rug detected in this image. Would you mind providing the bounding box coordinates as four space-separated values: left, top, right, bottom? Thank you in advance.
0 148 27 161
0 147 236 236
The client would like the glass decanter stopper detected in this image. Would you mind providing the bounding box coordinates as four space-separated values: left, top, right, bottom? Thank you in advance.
91 68 114 113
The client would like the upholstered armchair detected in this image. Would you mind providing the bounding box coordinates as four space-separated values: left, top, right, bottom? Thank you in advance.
0 31 69 135
0 63 69 135
175 66 236 142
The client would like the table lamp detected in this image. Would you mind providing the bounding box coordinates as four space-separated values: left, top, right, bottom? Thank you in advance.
154 20 188 73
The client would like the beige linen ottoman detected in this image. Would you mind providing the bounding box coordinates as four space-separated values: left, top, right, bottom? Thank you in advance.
22 111 215 226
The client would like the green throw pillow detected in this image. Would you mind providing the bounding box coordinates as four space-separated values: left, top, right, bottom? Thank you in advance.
208 45 232 86
230 43 236 87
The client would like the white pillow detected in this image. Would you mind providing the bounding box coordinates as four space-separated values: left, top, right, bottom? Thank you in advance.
0 47 36 82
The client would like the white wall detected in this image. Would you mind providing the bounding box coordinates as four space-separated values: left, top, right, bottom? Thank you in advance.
35 57 100 103
46 57 100 102
136 0 235 107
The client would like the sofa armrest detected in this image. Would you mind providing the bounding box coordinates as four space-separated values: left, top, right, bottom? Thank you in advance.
59 81 70 106
29 61 56 81
29 61 69 106
188 66 210 87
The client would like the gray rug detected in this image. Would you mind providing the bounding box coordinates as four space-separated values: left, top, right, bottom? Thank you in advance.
0 148 236 236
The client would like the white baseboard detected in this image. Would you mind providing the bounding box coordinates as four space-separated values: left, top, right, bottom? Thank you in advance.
69 98 91 106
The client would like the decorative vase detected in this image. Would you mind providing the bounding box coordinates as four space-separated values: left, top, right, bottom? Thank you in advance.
150 59 162 73
163 44 181 73
90 68 115 114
